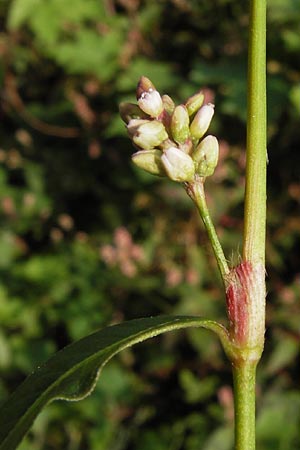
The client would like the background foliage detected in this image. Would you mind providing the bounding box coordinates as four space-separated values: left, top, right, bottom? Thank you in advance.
0 0 299 449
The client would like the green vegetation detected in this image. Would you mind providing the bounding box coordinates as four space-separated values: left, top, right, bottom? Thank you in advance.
0 0 299 449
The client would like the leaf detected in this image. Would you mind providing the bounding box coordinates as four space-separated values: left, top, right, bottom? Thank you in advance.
54 29 123 82
266 335 299 375
117 58 180 93
0 315 229 450
8 0 104 31
290 84 300 115
202 425 233 450
179 369 218 403
256 390 300 447
7 0 39 30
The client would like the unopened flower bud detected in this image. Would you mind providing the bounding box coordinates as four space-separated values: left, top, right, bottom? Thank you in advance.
119 102 147 124
138 89 164 118
136 76 156 99
193 135 219 177
162 94 175 114
161 147 195 182
127 119 150 138
185 91 205 117
136 77 163 118
170 105 190 144
131 120 168 150
132 149 165 176
190 103 214 140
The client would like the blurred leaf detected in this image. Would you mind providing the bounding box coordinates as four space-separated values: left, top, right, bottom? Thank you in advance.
0 231 22 268
179 369 218 403
266 335 299 375
117 58 180 93
8 0 104 31
202 426 233 450
290 84 300 115
257 391 300 449
7 0 39 29
268 0 300 22
282 29 300 52
0 315 226 450
191 59 247 119
54 29 124 82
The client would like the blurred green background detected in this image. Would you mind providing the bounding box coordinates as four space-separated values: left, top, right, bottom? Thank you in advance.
0 0 299 449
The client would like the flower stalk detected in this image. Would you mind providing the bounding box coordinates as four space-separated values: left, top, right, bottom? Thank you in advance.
185 179 229 285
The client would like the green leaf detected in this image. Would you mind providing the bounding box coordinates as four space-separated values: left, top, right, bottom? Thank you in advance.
202 426 233 450
0 315 228 450
7 0 39 30
290 84 300 115
56 29 123 82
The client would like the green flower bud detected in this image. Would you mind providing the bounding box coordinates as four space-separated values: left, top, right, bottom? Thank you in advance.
170 105 190 144
119 102 147 124
193 135 219 177
132 149 165 176
162 94 175 114
185 91 205 117
131 120 168 150
161 147 195 182
190 103 214 140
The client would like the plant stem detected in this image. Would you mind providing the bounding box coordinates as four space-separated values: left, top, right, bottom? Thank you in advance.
231 1 267 449
186 180 230 284
243 0 267 265
232 361 257 450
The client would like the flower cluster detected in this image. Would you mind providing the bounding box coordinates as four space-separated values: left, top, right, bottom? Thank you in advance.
120 76 219 183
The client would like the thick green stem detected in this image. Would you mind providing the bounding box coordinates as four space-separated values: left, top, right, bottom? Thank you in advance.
243 0 267 265
231 1 267 449
186 180 230 285
233 361 257 450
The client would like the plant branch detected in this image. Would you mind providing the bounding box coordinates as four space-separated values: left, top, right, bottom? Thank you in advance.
186 179 230 286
